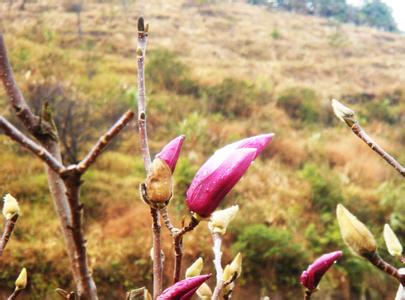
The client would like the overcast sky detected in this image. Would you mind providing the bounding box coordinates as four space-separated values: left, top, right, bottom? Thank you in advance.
347 0 405 31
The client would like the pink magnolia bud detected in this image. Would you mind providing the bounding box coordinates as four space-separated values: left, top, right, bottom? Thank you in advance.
156 135 185 173
300 250 342 291
186 134 273 217
157 274 211 300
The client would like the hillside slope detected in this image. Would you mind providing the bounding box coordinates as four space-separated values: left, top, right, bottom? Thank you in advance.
0 1 404 299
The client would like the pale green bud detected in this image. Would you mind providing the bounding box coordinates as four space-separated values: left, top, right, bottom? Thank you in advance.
2 194 20 220
336 204 377 256
208 205 239 235
185 257 203 278
331 99 356 126
383 224 402 257
15 268 27 290
229 252 242 279
196 283 212 300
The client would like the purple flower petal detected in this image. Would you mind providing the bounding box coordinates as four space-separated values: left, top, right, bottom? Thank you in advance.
188 134 273 192
157 274 211 300
219 133 274 159
300 250 342 290
156 135 185 172
186 148 256 217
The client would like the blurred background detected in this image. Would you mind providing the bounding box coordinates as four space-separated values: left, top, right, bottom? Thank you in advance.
0 0 404 299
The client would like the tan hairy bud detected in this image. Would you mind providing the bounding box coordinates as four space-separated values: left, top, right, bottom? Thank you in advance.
145 158 173 203
331 99 356 126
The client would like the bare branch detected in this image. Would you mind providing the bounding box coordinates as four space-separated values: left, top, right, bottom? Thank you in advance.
137 17 152 173
351 123 405 177
0 214 18 256
331 99 405 177
77 110 134 173
0 34 41 134
7 289 23 300
211 232 224 300
0 116 65 173
161 207 200 283
150 207 163 297
364 252 405 286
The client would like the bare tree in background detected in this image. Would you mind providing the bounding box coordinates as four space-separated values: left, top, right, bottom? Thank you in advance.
0 34 134 299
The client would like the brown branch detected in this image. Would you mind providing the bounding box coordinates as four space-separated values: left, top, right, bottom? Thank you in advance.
160 207 200 283
150 207 163 298
0 34 40 134
7 289 22 300
137 17 151 173
61 166 98 300
350 123 405 177
77 110 134 173
364 252 405 286
0 214 18 256
0 116 65 173
304 289 313 300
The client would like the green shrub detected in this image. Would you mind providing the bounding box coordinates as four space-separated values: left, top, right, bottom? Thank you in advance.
365 99 397 124
299 163 344 212
146 48 200 96
277 87 320 123
233 224 305 290
203 78 263 118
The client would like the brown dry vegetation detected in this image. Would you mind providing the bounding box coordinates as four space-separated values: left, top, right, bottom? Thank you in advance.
0 0 404 299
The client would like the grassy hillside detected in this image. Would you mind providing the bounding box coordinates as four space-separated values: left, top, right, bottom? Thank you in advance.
0 1 404 299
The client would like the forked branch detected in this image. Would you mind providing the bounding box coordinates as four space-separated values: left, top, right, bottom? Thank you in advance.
160 207 200 283
0 116 65 173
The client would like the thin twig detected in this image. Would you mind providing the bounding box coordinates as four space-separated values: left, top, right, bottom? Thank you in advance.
150 207 163 298
364 252 405 286
77 110 134 173
350 123 405 177
160 206 177 234
0 34 40 134
137 17 151 173
212 281 224 300
136 16 161 298
160 208 200 283
7 289 22 300
212 232 224 300
0 116 65 173
304 289 313 300
0 214 18 256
